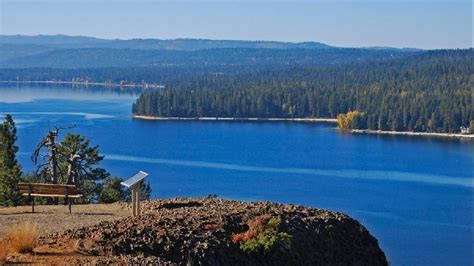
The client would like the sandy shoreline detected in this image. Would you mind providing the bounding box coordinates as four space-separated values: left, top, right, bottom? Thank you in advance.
350 129 474 139
0 80 164 89
133 115 473 139
132 115 338 123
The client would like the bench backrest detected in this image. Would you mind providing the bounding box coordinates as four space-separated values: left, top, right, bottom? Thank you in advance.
18 183 80 196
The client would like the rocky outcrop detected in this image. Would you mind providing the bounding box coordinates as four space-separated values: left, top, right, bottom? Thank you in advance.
41 196 387 265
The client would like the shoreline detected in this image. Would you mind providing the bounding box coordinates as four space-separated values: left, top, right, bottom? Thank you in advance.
350 129 474 139
0 80 165 89
133 115 473 139
132 115 338 123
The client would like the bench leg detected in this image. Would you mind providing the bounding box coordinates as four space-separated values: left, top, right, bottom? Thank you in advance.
69 200 72 214
32 198 35 213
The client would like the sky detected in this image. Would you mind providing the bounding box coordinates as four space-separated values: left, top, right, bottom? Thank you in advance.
0 0 472 49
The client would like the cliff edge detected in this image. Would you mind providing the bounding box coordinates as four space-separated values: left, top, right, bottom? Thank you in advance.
41 197 387 265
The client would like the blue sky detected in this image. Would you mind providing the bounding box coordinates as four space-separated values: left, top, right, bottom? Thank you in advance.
0 0 472 49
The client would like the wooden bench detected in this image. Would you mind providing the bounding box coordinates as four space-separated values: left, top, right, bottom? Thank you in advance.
18 183 82 213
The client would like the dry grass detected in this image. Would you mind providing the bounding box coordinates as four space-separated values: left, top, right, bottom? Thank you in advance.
0 241 10 264
5 220 39 253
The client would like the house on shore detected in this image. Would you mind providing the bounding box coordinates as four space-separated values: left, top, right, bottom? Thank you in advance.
460 126 470 134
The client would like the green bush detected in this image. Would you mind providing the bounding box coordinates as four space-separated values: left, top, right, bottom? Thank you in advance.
240 230 292 253
232 215 292 253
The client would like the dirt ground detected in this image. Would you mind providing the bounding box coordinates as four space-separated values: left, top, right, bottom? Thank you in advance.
0 203 134 264
0 203 131 238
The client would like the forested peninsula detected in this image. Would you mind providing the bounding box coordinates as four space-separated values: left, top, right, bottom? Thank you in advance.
132 49 473 134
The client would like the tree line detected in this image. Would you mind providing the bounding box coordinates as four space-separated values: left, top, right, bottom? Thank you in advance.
0 115 151 207
132 49 473 133
0 47 414 68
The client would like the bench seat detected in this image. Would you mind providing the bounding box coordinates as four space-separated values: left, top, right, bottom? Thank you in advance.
18 182 82 213
20 193 82 198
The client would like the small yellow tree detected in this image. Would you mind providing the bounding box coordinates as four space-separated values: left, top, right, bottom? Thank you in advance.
337 111 365 129
337 113 348 129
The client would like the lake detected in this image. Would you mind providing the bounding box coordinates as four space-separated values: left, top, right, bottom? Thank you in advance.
0 84 473 266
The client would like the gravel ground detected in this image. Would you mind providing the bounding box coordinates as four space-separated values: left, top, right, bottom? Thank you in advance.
42 197 387 265
1 198 387 265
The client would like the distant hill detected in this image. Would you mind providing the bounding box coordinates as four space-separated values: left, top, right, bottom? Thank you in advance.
0 47 417 69
0 35 424 69
0 43 54 62
0 34 333 50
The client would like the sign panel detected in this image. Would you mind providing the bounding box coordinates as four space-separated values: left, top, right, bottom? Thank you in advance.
121 171 149 188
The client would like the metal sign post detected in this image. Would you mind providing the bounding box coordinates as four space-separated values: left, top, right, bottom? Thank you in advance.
121 171 149 216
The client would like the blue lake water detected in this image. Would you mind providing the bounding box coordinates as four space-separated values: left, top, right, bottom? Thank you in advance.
0 84 473 265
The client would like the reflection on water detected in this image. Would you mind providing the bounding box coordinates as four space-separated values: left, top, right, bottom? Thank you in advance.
0 83 143 103
0 112 114 119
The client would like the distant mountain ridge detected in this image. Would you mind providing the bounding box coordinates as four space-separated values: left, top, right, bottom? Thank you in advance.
0 47 418 69
0 35 423 69
0 34 333 50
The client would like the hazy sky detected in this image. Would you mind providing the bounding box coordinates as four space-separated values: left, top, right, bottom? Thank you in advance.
0 0 472 49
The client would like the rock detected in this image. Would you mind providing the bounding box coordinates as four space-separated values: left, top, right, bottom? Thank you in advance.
39 197 388 265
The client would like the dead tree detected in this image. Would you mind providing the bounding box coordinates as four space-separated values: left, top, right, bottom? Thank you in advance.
66 154 81 185
32 128 59 183
32 125 75 184
31 125 75 204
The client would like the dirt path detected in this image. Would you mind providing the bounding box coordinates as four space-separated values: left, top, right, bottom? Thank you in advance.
0 203 131 238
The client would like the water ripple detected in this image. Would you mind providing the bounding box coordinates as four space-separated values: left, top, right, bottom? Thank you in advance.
106 154 473 188
0 112 113 119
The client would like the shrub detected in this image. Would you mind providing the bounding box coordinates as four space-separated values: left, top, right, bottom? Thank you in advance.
232 215 292 253
240 231 292 253
6 221 38 253
0 241 10 264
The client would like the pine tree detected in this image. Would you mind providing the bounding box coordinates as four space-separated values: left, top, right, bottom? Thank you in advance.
124 181 152 202
0 115 22 206
140 181 152 200
58 134 109 203
99 177 126 203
